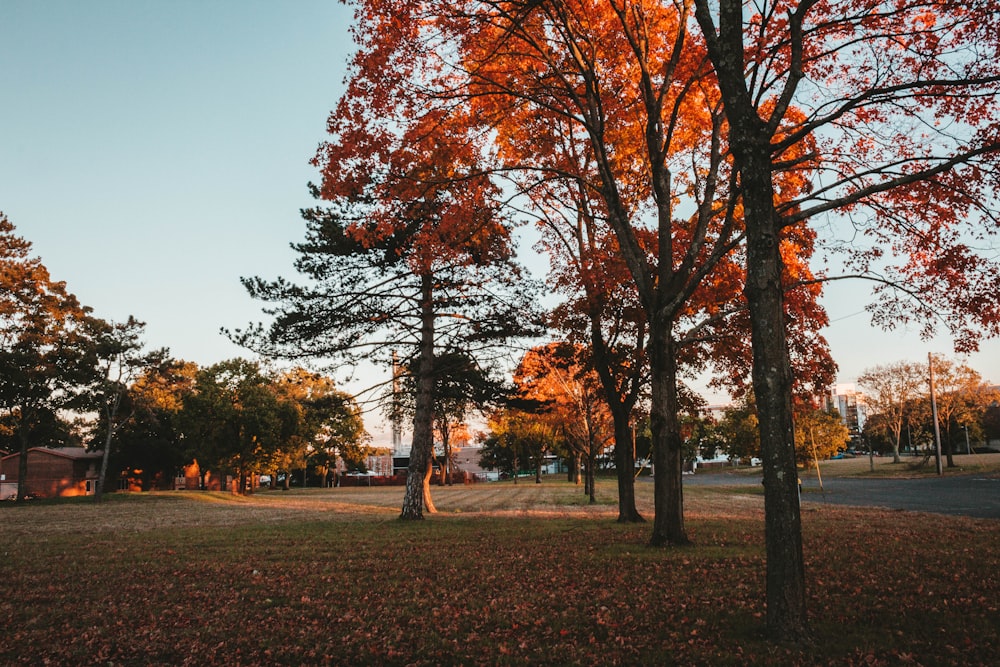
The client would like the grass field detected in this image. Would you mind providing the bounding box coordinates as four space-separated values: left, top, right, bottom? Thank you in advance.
802 451 1000 479
717 451 1000 482
1 470 997 666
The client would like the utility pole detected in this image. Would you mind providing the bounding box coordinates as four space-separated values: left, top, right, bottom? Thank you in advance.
929 353 944 476
810 427 824 492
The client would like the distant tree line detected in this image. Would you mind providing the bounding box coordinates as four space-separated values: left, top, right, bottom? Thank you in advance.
477 343 855 483
859 357 1000 467
0 214 368 500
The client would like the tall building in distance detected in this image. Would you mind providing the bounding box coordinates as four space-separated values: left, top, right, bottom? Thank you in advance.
826 384 867 447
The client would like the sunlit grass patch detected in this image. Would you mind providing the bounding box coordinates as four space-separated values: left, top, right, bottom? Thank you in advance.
813 451 1000 479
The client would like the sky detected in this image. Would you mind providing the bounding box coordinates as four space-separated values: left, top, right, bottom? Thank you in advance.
2 2 998 443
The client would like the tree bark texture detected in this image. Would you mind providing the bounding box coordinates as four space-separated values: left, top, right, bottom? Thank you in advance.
741 142 809 640
693 0 810 638
96 393 123 503
648 324 688 546
613 414 643 522
400 274 436 520
95 425 114 502
422 457 437 514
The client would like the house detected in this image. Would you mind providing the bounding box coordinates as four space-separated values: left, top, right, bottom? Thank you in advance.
0 447 103 499
452 446 498 482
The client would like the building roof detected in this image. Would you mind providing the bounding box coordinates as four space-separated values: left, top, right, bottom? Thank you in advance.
1 447 103 461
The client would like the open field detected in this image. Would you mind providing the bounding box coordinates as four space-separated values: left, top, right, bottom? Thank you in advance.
1 480 997 666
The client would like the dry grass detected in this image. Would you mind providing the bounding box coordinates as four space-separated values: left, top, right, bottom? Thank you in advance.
0 479 756 536
812 451 1000 477
1 480 996 666
709 451 1000 481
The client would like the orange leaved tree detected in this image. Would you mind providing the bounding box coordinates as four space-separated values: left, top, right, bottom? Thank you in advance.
693 0 1000 638
513 342 614 500
449 0 832 548
329 0 834 547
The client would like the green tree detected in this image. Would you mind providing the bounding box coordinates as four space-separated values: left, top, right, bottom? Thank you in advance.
181 359 296 494
717 398 761 464
858 361 925 463
861 413 896 457
88 316 167 500
0 213 99 500
234 180 540 518
683 413 726 464
274 367 368 488
479 408 557 483
793 408 849 467
112 359 198 490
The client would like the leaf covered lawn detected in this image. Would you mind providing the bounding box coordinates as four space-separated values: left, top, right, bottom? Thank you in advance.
0 482 997 665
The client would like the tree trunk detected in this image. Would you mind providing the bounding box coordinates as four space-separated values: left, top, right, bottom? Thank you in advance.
585 271 644 521
648 323 688 546
693 0 810 637
741 141 809 640
95 392 124 503
16 419 31 501
586 424 597 504
422 457 437 514
944 423 956 468
95 414 115 502
613 411 643 522
401 273 436 520
445 437 453 486
590 321 643 521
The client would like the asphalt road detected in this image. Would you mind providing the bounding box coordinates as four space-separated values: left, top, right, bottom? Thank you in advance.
683 471 1000 519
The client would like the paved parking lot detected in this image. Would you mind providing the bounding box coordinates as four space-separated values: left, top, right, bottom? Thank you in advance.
801 475 1000 519
682 462 1000 519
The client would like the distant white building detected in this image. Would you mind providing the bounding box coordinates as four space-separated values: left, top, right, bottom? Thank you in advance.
825 383 867 437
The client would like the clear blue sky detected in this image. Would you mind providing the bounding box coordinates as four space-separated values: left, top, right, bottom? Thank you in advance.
1 0 354 364
2 1 997 426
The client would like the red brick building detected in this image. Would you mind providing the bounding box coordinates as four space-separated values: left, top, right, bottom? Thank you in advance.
0 447 103 499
